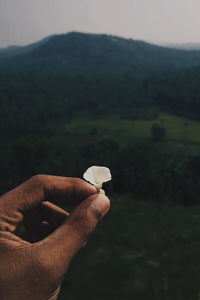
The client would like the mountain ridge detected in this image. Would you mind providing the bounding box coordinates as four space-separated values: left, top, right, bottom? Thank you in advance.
0 35 58 59
1 32 200 78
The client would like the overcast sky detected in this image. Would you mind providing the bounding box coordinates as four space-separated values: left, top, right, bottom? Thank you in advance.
0 0 200 48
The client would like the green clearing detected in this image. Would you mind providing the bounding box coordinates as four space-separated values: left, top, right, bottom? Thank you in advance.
60 196 200 300
66 112 200 153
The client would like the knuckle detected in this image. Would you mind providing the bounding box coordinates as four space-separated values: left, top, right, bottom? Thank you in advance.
28 174 48 194
72 177 85 185
69 177 86 190
29 174 46 185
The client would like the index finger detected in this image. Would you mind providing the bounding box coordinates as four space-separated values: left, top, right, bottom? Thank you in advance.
0 175 97 213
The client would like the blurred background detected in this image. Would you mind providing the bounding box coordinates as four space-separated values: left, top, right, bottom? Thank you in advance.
1 0 200 299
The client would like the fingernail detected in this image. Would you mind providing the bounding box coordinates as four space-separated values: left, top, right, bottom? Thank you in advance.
91 195 110 216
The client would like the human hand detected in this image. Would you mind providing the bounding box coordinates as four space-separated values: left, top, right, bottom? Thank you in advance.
0 175 110 300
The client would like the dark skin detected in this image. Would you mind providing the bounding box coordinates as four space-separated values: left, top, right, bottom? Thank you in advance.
0 175 110 300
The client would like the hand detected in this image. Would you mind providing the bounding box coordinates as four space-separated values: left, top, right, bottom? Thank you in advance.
0 175 110 300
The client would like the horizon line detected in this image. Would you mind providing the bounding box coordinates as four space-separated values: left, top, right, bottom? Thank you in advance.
1 31 200 50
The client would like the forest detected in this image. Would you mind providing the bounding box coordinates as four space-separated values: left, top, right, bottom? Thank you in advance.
0 70 200 205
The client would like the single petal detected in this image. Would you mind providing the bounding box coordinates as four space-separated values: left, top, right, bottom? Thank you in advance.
93 166 111 183
83 167 97 185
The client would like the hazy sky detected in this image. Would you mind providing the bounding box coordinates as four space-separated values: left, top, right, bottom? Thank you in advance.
0 0 200 48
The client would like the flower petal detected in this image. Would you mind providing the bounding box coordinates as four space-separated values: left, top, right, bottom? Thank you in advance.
83 166 111 187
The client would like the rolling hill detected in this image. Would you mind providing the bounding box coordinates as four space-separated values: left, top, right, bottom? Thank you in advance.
1 32 200 78
0 35 58 59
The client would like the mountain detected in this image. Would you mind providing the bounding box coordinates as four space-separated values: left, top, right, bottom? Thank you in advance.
1 32 200 78
0 45 21 53
1 32 200 122
0 35 58 59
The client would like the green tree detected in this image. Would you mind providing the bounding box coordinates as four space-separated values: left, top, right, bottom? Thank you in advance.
151 123 166 141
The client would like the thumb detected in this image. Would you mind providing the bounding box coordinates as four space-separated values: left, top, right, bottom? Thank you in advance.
37 194 110 275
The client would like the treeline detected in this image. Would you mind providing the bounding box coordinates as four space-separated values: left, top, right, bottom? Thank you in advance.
146 66 200 119
0 134 200 205
1 70 200 131
0 73 148 123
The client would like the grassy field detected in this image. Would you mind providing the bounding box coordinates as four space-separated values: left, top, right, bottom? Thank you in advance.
59 196 200 300
65 112 200 154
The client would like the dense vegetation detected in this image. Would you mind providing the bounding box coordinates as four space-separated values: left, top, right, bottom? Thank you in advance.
1 32 200 299
0 70 200 204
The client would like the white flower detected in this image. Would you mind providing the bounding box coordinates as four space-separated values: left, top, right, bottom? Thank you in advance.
83 166 111 191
